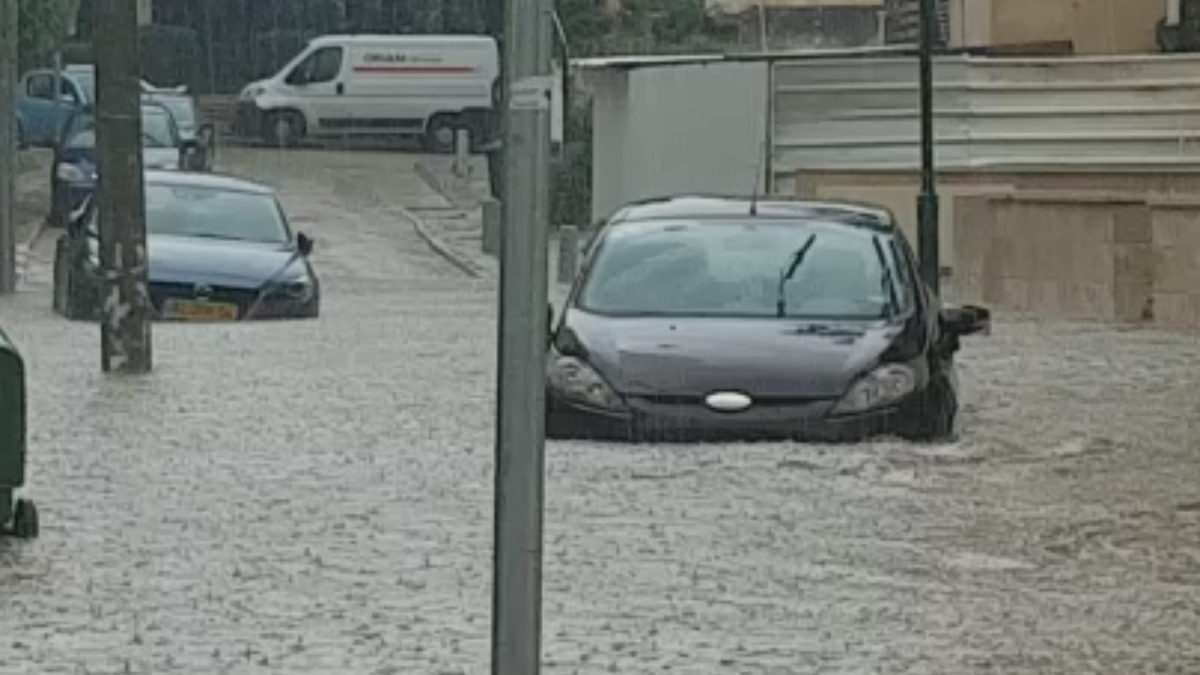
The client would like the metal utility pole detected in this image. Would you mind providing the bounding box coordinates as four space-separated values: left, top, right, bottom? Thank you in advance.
916 0 940 293
491 0 552 669
0 0 17 296
95 0 152 374
757 1 769 51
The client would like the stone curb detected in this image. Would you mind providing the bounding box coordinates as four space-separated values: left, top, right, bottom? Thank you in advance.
395 204 482 279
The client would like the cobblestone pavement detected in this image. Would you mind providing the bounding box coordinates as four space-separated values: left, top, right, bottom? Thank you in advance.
1 148 1199 674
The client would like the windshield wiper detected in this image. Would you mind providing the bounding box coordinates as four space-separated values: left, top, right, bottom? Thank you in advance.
872 235 900 320
776 234 817 318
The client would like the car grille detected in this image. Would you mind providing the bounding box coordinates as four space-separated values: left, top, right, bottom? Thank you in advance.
633 394 828 406
149 282 260 315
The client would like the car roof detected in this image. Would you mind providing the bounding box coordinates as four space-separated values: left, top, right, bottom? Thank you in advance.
608 195 897 233
144 171 275 196
309 34 496 47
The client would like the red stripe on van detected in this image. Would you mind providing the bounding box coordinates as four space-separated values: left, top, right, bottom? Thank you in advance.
353 65 476 73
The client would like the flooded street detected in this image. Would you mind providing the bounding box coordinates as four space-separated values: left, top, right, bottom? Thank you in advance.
1 148 1199 673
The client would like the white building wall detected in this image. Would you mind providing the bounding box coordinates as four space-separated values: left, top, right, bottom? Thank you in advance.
585 61 770 222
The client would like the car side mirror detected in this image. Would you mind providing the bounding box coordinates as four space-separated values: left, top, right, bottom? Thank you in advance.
198 124 216 146
179 139 205 170
941 305 991 337
297 232 314 257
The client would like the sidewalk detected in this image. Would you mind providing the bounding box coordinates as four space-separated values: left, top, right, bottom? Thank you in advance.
412 154 585 296
14 149 51 244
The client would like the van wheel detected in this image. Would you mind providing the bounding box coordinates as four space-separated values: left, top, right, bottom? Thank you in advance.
265 111 304 148
424 114 460 154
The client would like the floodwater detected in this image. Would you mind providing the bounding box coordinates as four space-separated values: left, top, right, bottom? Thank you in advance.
0 148 1198 673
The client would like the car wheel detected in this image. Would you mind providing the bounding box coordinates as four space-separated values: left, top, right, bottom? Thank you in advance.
423 113 459 154
901 376 957 443
265 111 304 148
11 499 38 539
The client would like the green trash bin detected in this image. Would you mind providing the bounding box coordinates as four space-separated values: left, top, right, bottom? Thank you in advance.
0 327 37 539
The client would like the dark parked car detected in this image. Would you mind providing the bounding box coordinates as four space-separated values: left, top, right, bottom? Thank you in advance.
0 326 37 539
143 89 217 170
53 171 320 322
49 101 198 228
546 196 990 443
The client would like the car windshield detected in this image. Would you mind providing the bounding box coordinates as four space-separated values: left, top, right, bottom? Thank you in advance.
60 107 177 148
152 97 196 130
578 219 907 319
144 184 289 243
142 109 177 147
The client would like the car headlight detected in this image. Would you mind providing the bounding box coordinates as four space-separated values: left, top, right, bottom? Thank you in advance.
278 277 315 302
831 363 918 415
241 86 265 100
56 163 88 182
546 354 625 411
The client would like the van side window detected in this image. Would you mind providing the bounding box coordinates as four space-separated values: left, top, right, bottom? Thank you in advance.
288 47 344 85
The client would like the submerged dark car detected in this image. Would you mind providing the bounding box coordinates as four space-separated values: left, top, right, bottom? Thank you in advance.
53 171 320 322
546 196 990 443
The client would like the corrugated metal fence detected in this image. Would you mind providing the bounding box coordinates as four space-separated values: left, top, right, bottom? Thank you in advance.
770 53 1200 188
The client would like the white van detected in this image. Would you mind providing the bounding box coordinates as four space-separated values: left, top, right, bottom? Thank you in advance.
236 34 499 150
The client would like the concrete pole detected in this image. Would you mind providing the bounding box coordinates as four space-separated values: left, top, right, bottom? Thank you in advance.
1168 0 1182 27
0 0 17 295
95 0 152 374
490 0 552 667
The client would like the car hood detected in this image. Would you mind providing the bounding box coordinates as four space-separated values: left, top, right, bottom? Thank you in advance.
59 146 178 172
562 311 907 399
143 147 180 170
147 235 306 289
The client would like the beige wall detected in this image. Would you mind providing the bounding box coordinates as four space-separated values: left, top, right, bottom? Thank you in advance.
949 0 1164 54
794 169 1200 275
953 191 1200 329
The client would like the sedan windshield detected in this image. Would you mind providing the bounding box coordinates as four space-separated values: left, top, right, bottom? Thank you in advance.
61 107 178 148
145 184 290 244
579 219 908 319
141 109 177 147
151 96 196 131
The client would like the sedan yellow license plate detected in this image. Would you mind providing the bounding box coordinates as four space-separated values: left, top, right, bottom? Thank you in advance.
163 298 239 321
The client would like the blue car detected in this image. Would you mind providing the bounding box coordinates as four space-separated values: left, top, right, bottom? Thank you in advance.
19 63 193 148
52 171 320 322
49 101 200 228
15 68 90 148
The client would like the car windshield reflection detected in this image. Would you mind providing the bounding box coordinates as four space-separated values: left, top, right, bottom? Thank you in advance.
142 184 290 244
578 219 905 320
